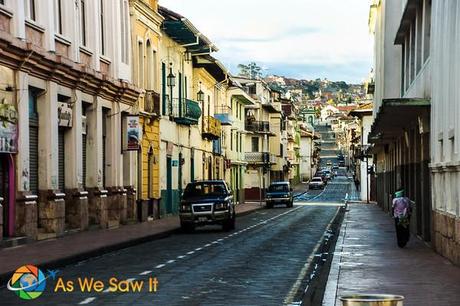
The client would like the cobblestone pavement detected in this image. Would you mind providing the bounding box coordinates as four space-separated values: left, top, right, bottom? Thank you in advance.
0 177 351 306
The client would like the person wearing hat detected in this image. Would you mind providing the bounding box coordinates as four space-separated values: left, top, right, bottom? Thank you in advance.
392 188 412 248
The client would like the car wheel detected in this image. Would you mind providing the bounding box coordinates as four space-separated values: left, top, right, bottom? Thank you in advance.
181 222 195 233
289 200 294 208
222 213 235 231
266 202 273 209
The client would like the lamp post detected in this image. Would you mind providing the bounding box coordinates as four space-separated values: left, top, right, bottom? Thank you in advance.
167 63 175 116
197 82 205 129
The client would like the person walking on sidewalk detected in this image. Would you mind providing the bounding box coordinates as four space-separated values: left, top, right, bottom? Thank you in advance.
392 189 412 248
354 178 360 191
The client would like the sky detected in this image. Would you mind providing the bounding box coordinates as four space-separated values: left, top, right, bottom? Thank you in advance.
159 0 373 84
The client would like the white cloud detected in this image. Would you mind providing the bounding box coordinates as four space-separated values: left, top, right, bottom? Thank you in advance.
159 0 373 82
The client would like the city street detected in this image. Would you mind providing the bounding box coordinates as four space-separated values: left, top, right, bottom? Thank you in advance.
0 176 350 306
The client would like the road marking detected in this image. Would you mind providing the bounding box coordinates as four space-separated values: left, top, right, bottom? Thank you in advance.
283 207 341 305
187 251 195 254
177 255 186 259
195 247 202 251
155 264 165 269
79 297 96 304
139 270 152 276
204 243 212 247
295 202 344 207
126 278 136 282
166 260 175 264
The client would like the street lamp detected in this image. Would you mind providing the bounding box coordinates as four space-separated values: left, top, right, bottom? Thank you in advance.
197 82 205 102
167 63 176 88
167 63 175 115
184 51 192 63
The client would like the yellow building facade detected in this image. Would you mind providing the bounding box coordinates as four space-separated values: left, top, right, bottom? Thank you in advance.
130 0 163 219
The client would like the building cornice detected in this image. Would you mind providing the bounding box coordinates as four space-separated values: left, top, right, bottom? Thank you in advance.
0 31 141 105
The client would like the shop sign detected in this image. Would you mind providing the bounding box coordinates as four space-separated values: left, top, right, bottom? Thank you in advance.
0 103 18 153
125 116 141 151
58 102 73 127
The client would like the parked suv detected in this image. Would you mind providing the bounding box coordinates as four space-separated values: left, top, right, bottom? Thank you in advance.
265 182 293 208
179 180 235 232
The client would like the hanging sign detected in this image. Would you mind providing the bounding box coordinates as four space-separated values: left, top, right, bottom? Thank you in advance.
125 116 141 151
58 102 73 127
0 103 18 153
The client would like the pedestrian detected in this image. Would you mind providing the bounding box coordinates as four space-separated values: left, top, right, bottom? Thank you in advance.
354 178 360 191
392 189 412 248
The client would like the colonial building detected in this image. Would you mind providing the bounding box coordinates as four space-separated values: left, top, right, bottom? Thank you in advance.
158 6 217 215
368 0 432 247
217 77 256 204
0 0 140 242
349 103 374 202
232 77 276 201
129 0 163 220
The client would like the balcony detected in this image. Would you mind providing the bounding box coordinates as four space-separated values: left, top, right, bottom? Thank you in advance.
203 116 222 140
168 98 202 125
144 90 161 115
244 152 276 165
245 120 272 134
214 105 233 125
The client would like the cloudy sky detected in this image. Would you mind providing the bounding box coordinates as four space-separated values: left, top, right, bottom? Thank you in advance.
159 0 373 83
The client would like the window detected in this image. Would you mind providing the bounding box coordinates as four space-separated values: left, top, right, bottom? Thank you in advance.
230 130 233 150
28 89 39 194
100 0 105 54
423 0 431 63
26 0 37 21
251 137 259 152
54 0 63 34
0 0 4 5
138 41 144 87
120 0 129 64
80 0 87 46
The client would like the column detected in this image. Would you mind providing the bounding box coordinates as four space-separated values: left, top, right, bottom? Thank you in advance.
37 81 65 236
86 96 108 228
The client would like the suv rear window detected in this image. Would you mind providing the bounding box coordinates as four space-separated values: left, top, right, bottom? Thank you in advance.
183 182 227 198
312 178 323 182
268 184 289 192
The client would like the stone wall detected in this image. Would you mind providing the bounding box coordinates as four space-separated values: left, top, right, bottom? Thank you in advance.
65 190 89 231
433 210 460 266
15 197 38 239
88 189 109 229
38 193 65 237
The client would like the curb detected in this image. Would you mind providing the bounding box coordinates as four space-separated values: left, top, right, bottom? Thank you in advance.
0 205 262 287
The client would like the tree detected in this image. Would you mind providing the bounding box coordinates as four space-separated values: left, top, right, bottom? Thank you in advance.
237 62 262 79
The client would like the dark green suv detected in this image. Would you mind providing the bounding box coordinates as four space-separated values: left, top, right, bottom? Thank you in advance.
179 180 236 232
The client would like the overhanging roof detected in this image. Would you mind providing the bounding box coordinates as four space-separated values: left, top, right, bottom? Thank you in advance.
194 55 227 82
159 6 218 54
369 98 430 144
394 0 418 45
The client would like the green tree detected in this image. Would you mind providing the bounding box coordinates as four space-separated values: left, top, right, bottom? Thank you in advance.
237 62 262 79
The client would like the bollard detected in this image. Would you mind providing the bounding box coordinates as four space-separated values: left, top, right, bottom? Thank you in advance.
340 294 404 306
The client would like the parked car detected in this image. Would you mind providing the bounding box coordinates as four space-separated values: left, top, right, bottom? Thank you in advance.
179 180 235 232
309 177 325 190
265 182 293 208
316 171 328 184
339 160 345 167
333 163 339 170
326 161 332 167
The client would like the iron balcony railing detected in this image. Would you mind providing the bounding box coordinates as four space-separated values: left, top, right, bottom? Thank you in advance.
203 116 222 140
244 152 276 164
166 97 202 125
245 120 271 133
214 105 233 125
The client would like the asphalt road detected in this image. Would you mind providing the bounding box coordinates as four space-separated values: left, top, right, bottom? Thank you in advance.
0 173 351 306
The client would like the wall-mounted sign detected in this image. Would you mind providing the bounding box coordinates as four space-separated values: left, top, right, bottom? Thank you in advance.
0 103 18 153
125 116 141 151
58 102 73 127
172 160 179 167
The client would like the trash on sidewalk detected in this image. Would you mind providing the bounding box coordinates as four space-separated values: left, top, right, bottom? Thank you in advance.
339 294 404 306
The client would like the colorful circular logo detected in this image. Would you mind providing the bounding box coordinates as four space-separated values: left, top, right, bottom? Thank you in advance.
7 265 47 300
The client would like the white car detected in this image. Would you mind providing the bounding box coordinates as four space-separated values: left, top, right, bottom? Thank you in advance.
309 177 325 190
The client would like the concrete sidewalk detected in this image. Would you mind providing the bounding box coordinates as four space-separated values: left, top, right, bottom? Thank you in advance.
323 204 460 306
0 202 262 285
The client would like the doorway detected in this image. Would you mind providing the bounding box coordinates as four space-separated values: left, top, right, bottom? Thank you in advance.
166 156 173 214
